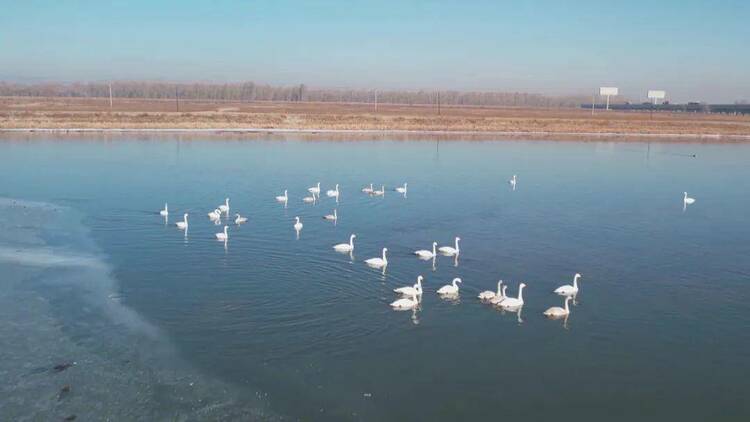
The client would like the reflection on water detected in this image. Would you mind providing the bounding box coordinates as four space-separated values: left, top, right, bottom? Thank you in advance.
0 136 749 421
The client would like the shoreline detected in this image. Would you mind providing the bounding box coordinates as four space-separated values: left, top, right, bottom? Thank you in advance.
2 127 750 142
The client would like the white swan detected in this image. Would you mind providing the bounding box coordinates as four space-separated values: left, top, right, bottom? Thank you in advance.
499 283 526 309
333 234 356 252
308 182 321 196
478 280 502 301
372 185 385 196
414 242 437 259
684 192 695 205
365 248 388 268
323 209 337 221
390 292 419 310
215 225 228 241
394 275 423 296
437 277 462 295
293 216 303 231
208 208 222 220
509 175 517 189
489 285 508 305
218 198 230 214
159 203 168 216
395 183 408 194
234 213 248 224
554 273 582 296
326 184 340 198
275 190 288 202
544 296 571 318
361 183 374 193
303 192 316 203
175 213 188 230
438 237 460 256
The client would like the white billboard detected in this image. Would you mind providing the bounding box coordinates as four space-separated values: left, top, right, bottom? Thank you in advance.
600 87 619 96
648 90 666 100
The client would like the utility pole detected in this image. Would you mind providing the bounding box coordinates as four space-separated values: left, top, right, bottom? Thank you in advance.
175 85 180 112
108 83 113 111
374 90 378 112
591 94 595 116
437 91 441 116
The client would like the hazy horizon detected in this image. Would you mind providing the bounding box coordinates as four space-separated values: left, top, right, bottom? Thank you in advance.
2 1 748 103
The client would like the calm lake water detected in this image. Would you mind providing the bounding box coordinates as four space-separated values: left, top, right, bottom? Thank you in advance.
1 135 749 421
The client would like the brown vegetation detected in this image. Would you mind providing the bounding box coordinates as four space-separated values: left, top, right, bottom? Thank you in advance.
0 81 589 107
1 96 749 138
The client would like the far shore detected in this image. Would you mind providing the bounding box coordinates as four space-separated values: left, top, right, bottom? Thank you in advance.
2 96 749 142
2 127 750 142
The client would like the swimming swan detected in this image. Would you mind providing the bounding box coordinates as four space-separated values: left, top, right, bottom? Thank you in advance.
509 175 517 189
394 275 423 296
395 183 408 194
175 213 188 230
437 277 462 295
361 183 374 193
478 280 502 300
333 234 356 252
499 283 526 309
208 209 222 220
293 216 303 231
683 192 696 205
323 209 338 221
303 192 316 203
554 273 582 296
438 237 460 256
414 242 437 259
276 190 288 202
308 182 321 196
326 184 340 198
390 292 419 310
159 203 169 216
489 285 508 305
372 185 385 196
234 214 248 224
215 225 228 241
365 248 388 268
218 198 230 214
544 296 571 318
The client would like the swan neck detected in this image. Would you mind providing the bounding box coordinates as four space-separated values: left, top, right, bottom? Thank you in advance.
518 285 524 301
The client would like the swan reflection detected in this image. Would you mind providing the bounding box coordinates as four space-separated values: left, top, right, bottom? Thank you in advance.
498 305 524 324
439 292 461 304
410 307 420 325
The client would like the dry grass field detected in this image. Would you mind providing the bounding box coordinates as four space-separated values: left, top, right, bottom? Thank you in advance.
2 96 749 139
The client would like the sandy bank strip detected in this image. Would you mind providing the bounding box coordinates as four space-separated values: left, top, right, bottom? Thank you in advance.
2 127 750 141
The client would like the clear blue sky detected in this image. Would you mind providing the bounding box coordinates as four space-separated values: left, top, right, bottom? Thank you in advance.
1 0 748 102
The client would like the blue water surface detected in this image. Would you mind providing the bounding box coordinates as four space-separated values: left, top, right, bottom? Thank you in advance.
1 135 748 421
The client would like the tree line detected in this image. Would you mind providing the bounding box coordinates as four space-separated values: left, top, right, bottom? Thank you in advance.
0 81 590 108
